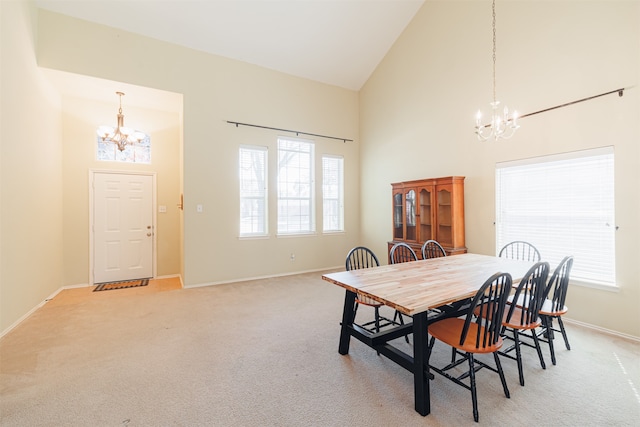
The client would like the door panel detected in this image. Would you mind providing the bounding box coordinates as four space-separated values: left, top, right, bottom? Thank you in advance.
94 173 153 283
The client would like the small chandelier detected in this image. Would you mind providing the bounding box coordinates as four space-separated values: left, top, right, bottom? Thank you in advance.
97 91 146 151
475 0 519 141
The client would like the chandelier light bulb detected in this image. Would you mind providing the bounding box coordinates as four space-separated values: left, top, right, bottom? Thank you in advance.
133 131 146 142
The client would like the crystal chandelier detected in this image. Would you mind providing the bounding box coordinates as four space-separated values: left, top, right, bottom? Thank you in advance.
97 92 146 151
475 0 519 141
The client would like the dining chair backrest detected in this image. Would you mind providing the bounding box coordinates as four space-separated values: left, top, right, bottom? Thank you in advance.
389 242 418 264
543 256 574 311
505 261 550 325
461 272 512 349
421 240 447 259
499 241 541 262
345 246 380 271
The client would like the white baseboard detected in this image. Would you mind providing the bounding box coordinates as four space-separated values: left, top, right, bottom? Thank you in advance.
61 283 92 290
1 286 67 339
184 266 341 289
563 317 640 343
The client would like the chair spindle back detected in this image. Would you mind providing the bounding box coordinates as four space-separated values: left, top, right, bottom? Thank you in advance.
461 272 512 349
345 246 380 271
421 240 447 259
389 242 418 264
499 241 541 262
506 261 550 325
543 256 574 311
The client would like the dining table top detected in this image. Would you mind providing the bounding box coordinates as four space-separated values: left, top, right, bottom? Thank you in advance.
322 253 534 316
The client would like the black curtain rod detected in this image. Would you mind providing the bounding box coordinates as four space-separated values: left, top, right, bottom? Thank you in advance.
519 87 627 120
227 121 353 143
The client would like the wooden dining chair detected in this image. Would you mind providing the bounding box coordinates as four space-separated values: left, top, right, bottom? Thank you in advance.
427 272 513 423
498 241 541 262
345 247 406 340
389 242 418 264
498 261 550 386
421 239 447 259
538 256 574 365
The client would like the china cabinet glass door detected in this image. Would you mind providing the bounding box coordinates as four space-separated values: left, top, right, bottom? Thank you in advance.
393 192 403 239
405 189 416 241
419 187 433 241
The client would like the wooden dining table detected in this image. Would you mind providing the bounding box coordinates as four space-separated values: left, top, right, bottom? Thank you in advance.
321 253 534 417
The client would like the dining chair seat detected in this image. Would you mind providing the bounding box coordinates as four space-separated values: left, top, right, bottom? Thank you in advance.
539 299 568 316
429 318 504 355
356 294 382 307
501 307 542 330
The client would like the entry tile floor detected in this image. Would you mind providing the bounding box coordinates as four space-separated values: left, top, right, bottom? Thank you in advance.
47 277 183 307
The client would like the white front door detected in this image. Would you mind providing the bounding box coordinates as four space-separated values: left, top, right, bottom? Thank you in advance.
93 172 154 283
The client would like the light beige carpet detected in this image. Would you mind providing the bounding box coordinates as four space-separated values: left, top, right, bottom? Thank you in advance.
1 271 638 426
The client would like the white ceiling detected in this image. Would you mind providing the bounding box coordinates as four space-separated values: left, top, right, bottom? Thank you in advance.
34 0 425 91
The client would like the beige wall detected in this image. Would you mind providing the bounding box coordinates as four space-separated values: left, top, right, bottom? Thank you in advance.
360 1 640 337
4 0 636 339
1 0 63 332
36 9 361 288
61 96 182 285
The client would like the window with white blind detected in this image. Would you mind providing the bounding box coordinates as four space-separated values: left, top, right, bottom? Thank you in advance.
277 137 315 235
496 146 616 287
322 155 344 232
239 145 268 237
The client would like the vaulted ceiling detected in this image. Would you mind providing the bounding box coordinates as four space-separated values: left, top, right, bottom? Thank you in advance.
35 0 425 91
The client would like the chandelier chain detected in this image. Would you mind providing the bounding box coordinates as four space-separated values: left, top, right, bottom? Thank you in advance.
117 91 124 115
492 0 497 105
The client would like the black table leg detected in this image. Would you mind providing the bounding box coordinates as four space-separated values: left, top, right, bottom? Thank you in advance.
413 311 430 416
338 290 357 355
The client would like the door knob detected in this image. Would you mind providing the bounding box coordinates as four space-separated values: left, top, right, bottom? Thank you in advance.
147 232 152 237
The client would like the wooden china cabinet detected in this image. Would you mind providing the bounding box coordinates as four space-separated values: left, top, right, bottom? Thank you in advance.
388 176 466 259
